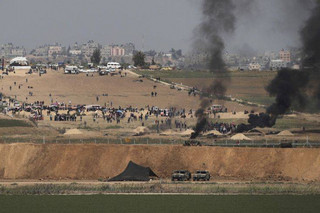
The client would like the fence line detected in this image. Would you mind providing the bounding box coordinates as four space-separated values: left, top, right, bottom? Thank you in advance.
0 137 319 148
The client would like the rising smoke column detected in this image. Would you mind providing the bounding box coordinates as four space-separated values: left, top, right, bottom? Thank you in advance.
191 0 236 139
301 0 320 106
266 69 309 117
266 0 320 119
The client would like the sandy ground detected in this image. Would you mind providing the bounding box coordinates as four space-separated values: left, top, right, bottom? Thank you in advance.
0 69 259 112
0 143 320 182
0 70 319 184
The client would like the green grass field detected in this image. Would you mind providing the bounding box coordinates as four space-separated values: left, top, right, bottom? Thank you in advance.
0 195 319 213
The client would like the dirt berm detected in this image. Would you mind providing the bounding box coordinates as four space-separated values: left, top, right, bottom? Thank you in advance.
0 144 320 182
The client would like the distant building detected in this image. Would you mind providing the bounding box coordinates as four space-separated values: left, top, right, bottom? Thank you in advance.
270 59 287 70
248 62 261 71
81 40 99 57
48 45 62 57
279 49 291 63
101 45 112 59
264 51 278 60
111 46 125 57
11 48 26 57
163 53 173 59
0 43 26 57
33 45 49 56
69 49 82 56
122 43 135 55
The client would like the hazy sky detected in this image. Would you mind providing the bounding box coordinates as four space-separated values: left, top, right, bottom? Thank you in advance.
0 0 201 52
0 0 314 53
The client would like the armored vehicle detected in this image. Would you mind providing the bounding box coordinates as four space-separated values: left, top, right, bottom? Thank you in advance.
193 171 210 181
171 170 191 181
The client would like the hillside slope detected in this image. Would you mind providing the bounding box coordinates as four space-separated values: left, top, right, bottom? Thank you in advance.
0 144 319 182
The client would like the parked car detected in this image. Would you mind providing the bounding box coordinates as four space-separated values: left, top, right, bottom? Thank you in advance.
171 170 191 181
99 70 108 76
193 171 210 181
39 69 47 74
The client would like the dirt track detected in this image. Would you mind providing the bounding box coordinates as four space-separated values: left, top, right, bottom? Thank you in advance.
0 144 320 182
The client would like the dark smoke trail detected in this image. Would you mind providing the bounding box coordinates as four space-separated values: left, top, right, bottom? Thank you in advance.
267 69 309 117
301 1 320 107
192 0 236 139
266 0 320 121
301 1 320 69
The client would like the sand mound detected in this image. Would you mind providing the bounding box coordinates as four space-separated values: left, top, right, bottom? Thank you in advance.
133 127 150 136
160 129 194 137
160 130 177 136
64 129 83 135
179 129 195 136
231 134 252 141
278 130 294 136
1 144 320 182
204 130 223 136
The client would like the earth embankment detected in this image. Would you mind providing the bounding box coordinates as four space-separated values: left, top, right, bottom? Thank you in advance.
0 144 319 182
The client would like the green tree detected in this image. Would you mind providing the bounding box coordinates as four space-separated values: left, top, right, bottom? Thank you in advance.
91 48 102 65
133 51 146 67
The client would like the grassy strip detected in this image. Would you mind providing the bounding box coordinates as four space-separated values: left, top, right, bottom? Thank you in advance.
274 118 320 130
105 125 122 130
0 119 33 128
1 182 320 195
1 195 320 213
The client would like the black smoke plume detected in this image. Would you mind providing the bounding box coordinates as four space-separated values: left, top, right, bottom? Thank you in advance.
267 69 310 116
266 0 320 121
301 1 320 108
191 0 236 139
236 113 275 133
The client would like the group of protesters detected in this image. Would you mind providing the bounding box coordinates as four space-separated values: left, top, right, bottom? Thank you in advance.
207 122 237 134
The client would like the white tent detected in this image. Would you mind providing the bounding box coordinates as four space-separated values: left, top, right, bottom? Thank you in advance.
9 57 31 70
10 57 29 65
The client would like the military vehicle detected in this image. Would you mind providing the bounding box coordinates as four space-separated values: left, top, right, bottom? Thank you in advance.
193 171 210 181
171 170 191 181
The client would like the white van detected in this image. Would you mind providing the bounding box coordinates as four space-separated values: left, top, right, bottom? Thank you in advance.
107 62 121 69
65 66 79 74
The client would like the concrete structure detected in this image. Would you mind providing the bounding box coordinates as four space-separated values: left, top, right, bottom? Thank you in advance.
69 49 82 56
48 45 62 57
248 62 261 71
81 40 99 57
111 46 125 57
33 45 49 56
101 45 112 60
279 49 291 63
270 59 287 70
122 43 135 55
0 43 26 57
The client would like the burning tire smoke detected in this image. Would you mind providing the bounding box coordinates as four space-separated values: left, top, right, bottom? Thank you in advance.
239 0 320 132
193 0 320 136
191 0 236 139
266 1 320 120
